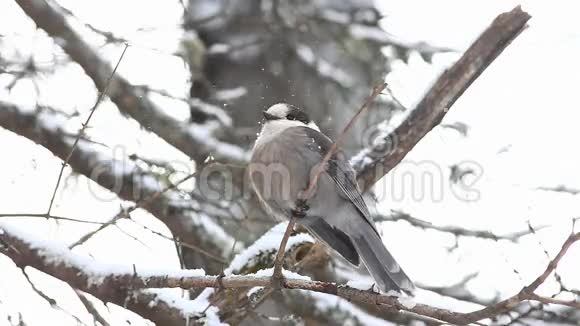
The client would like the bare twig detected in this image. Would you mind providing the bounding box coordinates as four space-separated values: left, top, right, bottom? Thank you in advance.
75 290 111 326
418 273 499 307
45 44 128 216
353 6 531 191
0 213 104 225
64 169 227 264
377 210 543 242
20 267 57 307
526 293 580 309
68 172 196 249
536 185 580 195
271 218 297 283
458 232 580 324
128 219 227 264
20 268 87 325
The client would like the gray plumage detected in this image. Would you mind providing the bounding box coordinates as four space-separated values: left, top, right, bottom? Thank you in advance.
250 103 415 293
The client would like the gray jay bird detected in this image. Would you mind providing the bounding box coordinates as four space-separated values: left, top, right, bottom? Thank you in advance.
249 103 415 293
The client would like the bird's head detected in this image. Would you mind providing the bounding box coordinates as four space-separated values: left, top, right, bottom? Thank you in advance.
263 103 313 125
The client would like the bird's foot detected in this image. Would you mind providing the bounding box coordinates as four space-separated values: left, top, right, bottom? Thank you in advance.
292 199 309 218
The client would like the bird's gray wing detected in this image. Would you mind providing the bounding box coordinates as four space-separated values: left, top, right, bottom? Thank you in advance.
303 217 359 265
289 127 415 292
301 127 378 233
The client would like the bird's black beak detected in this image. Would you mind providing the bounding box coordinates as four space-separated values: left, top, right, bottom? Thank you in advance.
263 111 277 120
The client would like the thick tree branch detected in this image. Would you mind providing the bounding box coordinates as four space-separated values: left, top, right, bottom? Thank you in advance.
14 0 247 165
0 224 198 326
353 6 531 190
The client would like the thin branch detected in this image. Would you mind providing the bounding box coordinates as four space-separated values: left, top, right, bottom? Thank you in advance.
377 210 542 242
75 291 111 326
0 169 224 263
46 43 128 216
271 218 297 282
20 268 87 325
68 172 196 249
536 185 580 195
113 224 152 249
526 293 580 309
65 171 228 263
417 272 499 307
0 213 105 225
353 6 531 191
526 232 580 291
129 219 227 264
20 267 57 306
459 232 580 324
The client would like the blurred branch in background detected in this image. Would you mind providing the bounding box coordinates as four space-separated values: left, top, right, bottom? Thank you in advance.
377 210 543 242
14 0 248 165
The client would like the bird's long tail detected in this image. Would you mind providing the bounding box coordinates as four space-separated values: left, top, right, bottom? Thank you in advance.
351 222 415 293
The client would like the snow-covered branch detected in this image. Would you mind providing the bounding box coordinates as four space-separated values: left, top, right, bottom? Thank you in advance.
0 223 200 326
2 221 579 325
14 0 248 165
0 101 234 273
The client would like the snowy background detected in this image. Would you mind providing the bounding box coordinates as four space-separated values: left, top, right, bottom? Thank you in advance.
1 0 579 325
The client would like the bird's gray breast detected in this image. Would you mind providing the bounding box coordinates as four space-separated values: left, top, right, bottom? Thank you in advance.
250 127 329 220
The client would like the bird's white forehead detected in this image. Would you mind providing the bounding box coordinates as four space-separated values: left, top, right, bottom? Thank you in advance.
265 103 291 118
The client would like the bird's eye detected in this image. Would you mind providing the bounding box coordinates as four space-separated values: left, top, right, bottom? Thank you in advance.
287 114 295 120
